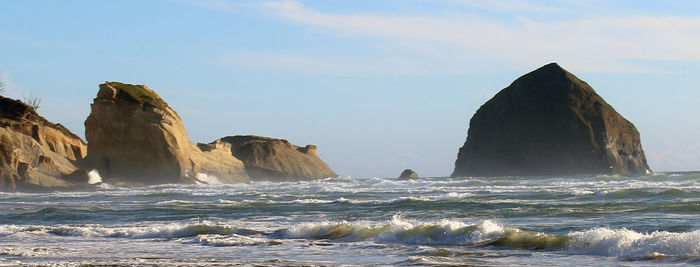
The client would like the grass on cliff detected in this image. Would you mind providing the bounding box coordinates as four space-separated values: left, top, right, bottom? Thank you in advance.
106 81 167 108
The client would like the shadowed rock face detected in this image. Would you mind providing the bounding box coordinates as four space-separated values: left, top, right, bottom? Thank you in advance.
398 169 419 180
452 63 650 177
83 82 248 185
0 96 87 191
216 135 337 181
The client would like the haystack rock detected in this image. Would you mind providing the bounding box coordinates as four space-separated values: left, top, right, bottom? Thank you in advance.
398 169 419 180
83 82 248 185
452 63 651 177
214 135 337 181
0 95 88 191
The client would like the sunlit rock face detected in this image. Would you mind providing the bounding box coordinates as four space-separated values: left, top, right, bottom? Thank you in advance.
215 135 337 181
452 63 651 177
84 82 248 185
0 95 87 192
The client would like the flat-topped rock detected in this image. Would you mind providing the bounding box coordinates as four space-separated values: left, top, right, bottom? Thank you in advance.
452 63 651 177
215 135 337 181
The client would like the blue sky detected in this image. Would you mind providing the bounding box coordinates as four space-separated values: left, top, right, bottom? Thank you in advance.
1 0 700 177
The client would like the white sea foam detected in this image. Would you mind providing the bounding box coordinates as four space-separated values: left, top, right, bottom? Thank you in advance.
195 173 222 185
282 216 504 245
87 169 102 184
0 247 55 257
191 234 270 246
567 228 700 257
5 221 241 239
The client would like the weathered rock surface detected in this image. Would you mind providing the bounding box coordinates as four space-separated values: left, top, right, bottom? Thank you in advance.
216 135 337 181
0 96 88 191
452 63 651 177
398 169 419 180
83 82 248 185
0 96 86 161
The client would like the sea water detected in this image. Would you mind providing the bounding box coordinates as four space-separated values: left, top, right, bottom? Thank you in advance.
0 173 699 266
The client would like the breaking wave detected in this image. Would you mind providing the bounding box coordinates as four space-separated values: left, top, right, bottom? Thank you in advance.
278 216 700 258
1 218 698 258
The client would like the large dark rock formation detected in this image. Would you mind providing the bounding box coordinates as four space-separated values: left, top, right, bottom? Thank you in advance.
0 95 88 191
213 135 337 181
83 82 248 185
452 63 651 177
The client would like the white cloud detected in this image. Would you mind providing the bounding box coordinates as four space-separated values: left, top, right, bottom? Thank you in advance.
252 0 700 73
450 0 567 13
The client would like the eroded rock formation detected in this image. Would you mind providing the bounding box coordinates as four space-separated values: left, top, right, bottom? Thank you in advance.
214 135 337 181
0 96 88 191
83 82 248 185
452 63 651 177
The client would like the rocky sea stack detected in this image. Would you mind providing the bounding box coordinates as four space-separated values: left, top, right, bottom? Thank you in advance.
452 63 651 177
83 82 248 185
398 169 419 180
211 135 337 181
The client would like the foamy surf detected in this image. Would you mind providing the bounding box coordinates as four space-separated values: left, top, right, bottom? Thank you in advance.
282 216 506 245
2 173 700 266
277 217 700 258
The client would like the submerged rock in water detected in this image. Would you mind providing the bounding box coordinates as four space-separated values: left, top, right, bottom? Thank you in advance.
83 82 248 185
0 96 88 191
214 135 337 181
452 63 651 177
398 169 419 180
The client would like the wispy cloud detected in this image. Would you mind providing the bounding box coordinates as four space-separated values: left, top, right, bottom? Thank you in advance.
450 0 567 13
249 0 700 73
185 0 700 74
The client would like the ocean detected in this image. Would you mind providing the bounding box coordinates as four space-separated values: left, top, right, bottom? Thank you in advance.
1 173 699 266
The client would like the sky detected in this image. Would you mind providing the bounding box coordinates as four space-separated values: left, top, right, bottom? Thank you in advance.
1 0 700 178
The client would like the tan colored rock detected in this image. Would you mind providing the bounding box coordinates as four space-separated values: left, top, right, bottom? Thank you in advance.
83 82 248 185
0 96 86 161
0 96 88 192
0 127 78 191
195 140 248 184
217 135 337 181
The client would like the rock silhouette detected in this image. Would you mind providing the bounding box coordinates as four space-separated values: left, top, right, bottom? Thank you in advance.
452 63 651 177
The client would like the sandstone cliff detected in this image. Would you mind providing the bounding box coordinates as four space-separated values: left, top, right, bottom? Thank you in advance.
452 63 651 177
0 96 88 191
83 82 248 185
215 135 337 181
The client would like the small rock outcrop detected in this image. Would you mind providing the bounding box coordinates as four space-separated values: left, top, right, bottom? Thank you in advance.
0 96 88 191
215 135 337 181
452 63 651 177
83 82 248 185
398 169 419 180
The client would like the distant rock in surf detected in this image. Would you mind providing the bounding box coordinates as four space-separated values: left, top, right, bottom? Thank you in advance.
211 135 337 181
83 82 248 185
0 95 88 191
398 169 419 180
452 63 651 177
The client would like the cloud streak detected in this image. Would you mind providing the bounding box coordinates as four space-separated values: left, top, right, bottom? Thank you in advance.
252 0 700 73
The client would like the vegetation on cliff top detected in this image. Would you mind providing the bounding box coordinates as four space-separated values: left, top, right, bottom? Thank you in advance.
106 81 167 109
